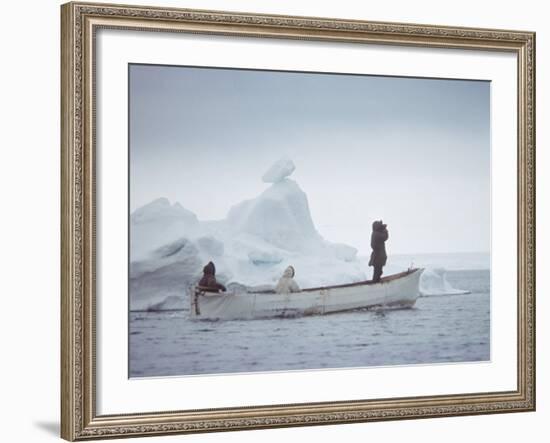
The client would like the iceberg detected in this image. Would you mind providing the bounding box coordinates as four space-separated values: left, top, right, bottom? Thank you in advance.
131 197 198 224
419 268 470 296
129 238 202 311
196 236 225 257
129 159 367 311
261 157 296 183
226 178 323 252
130 198 200 260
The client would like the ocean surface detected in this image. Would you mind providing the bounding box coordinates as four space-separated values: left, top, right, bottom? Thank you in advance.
129 267 490 378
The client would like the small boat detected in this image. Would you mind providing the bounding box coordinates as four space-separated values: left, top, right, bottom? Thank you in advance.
190 268 423 321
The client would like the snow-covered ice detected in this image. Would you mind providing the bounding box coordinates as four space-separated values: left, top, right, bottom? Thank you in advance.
130 159 365 311
418 268 470 296
227 178 323 252
378 253 485 296
261 157 295 183
130 198 200 260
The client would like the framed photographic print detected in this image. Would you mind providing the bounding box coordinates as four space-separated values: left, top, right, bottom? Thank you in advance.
61 1 536 440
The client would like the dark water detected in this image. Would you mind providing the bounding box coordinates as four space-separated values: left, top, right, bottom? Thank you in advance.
129 269 490 377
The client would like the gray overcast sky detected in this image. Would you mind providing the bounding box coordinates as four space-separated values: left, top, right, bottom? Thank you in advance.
129 64 490 255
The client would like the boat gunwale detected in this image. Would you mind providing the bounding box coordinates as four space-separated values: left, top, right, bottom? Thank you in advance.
234 268 422 295
193 269 422 298
301 268 421 292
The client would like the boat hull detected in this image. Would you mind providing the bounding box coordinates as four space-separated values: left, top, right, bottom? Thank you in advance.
190 268 423 321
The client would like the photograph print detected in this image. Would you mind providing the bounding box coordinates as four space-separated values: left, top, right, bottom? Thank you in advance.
128 64 490 378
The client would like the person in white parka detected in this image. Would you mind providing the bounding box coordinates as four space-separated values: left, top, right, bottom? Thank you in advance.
275 266 301 294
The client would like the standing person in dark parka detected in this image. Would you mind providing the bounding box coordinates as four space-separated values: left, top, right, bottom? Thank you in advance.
369 220 389 283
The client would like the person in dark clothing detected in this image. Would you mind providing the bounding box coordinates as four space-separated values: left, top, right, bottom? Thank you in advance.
198 261 227 293
368 220 389 283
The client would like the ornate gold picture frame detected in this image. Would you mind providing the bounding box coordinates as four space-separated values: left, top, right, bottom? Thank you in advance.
61 2 535 440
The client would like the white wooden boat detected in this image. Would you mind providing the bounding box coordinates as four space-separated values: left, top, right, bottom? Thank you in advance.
190 268 423 320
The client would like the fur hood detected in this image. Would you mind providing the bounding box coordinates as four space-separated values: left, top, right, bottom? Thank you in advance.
282 266 295 278
203 261 216 276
